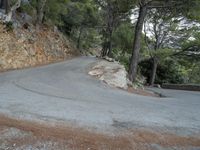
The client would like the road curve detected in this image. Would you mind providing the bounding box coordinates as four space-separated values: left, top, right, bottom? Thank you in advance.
0 56 200 135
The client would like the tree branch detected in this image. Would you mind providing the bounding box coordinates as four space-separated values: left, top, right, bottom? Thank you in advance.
10 0 21 12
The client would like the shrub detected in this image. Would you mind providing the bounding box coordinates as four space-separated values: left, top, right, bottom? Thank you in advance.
139 59 185 85
4 22 14 32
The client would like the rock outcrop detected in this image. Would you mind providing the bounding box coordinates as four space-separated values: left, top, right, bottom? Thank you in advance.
89 60 129 89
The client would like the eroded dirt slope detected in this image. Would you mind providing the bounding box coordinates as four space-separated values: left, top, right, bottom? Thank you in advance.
0 24 79 71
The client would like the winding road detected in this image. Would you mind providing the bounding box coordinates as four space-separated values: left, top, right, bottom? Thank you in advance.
0 57 200 136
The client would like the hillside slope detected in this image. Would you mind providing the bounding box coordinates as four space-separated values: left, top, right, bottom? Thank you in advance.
0 24 79 71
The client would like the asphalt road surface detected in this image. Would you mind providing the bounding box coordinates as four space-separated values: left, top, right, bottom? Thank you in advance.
0 57 200 136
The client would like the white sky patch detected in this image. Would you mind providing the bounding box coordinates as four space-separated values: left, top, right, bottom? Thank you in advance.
188 37 196 41
130 10 200 43
130 8 139 24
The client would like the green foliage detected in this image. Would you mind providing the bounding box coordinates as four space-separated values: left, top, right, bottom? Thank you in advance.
111 21 135 70
20 2 35 16
152 48 174 60
188 63 200 83
70 27 101 50
179 32 200 61
44 0 69 25
61 0 99 34
112 22 134 55
59 0 101 50
4 22 14 32
20 0 69 25
143 8 181 60
175 58 200 84
185 0 200 22
96 0 133 56
10 0 20 5
139 59 185 85
111 22 148 71
81 29 101 49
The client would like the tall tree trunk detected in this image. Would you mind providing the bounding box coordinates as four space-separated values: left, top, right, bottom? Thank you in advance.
107 29 113 57
5 0 10 14
128 5 147 82
101 29 113 57
101 40 107 57
150 57 158 86
0 0 4 9
101 42 108 57
36 0 46 25
101 2 114 58
77 27 83 49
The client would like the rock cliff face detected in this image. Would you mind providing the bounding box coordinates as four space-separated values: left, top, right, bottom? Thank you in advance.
0 24 79 71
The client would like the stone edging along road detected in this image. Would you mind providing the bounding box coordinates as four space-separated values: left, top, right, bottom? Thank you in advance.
162 84 200 91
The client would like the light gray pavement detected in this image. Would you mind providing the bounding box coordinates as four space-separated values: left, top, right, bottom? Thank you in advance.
0 57 200 135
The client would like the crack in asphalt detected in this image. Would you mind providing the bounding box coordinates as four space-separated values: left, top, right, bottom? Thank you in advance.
13 81 79 101
12 81 104 105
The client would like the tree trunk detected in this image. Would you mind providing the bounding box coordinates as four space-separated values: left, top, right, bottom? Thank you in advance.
128 5 147 82
101 42 108 57
36 0 46 25
107 29 113 57
150 57 158 86
77 27 83 49
101 29 113 57
0 0 4 9
101 2 114 58
5 0 10 14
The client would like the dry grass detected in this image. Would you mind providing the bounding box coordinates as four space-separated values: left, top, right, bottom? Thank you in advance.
0 115 200 150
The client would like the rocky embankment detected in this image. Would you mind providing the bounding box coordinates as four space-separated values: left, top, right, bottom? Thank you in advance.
0 23 79 71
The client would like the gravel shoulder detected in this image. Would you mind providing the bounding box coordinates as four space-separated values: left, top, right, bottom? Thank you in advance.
0 115 200 150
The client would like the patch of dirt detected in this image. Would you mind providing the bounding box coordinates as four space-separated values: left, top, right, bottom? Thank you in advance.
127 86 160 97
0 115 200 150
